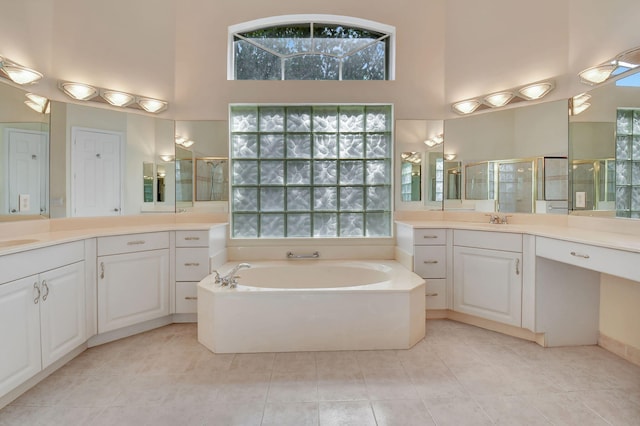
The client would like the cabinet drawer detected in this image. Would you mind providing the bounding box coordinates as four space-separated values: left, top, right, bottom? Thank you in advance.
176 248 210 281
414 246 446 278
413 229 446 245
425 279 446 309
98 232 169 256
175 282 197 314
454 230 522 252
536 237 640 282
175 230 210 248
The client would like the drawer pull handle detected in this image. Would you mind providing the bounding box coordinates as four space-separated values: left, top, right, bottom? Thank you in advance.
423 260 439 264
570 251 590 259
33 282 41 304
425 292 439 297
184 262 200 267
184 296 198 300
41 280 49 302
515 258 520 275
185 237 200 241
127 240 146 245
423 235 438 239
100 262 105 279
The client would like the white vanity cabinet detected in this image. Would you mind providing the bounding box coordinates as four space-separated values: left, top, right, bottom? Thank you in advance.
175 230 211 314
412 229 447 309
453 230 523 327
0 242 85 400
97 232 169 333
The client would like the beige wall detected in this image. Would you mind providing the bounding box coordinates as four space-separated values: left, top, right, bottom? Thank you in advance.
600 274 640 350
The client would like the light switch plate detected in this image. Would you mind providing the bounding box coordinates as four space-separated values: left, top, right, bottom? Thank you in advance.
575 191 586 208
19 194 31 212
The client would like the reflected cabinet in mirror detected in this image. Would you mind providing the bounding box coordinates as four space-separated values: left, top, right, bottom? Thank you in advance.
444 99 569 214
569 71 640 218
0 82 50 221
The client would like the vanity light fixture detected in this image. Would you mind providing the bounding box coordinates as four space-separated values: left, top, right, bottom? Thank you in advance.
101 90 135 107
452 80 555 115
579 46 640 85
424 133 444 147
24 93 50 114
0 56 43 85
137 97 168 113
160 155 175 162
58 80 169 114
60 82 98 101
175 136 195 148
569 93 592 115
484 92 514 108
518 82 554 100
444 153 457 161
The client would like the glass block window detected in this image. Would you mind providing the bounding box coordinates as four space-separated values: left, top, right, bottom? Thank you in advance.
615 108 640 218
231 105 393 238
230 16 394 80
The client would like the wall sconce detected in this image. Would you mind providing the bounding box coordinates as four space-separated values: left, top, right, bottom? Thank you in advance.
452 80 555 115
579 46 640 85
444 153 457 161
58 80 168 114
0 56 43 85
424 133 444 147
24 93 50 114
175 136 195 148
569 92 591 115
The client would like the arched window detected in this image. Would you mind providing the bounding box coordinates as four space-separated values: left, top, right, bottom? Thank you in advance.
228 15 395 81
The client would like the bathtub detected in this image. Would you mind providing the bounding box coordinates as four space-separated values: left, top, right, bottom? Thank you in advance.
197 260 425 353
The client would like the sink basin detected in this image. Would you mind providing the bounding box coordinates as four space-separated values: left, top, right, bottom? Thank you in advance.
0 238 40 248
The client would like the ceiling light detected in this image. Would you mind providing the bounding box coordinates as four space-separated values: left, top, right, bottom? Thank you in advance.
0 56 43 85
572 93 591 108
518 82 554 100
160 155 174 162
579 63 618 85
452 99 481 115
60 82 98 100
484 91 514 108
444 153 457 161
182 140 195 148
137 97 168 113
424 139 437 147
101 90 135 107
571 102 591 115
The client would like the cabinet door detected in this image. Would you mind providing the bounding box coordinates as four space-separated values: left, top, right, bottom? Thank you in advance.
0 275 41 397
453 246 522 326
98 249 169 333
39 262 86 369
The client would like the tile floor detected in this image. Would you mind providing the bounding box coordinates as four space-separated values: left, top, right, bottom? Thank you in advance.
1 319 639 425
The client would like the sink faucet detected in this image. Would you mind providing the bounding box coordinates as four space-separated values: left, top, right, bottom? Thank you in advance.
213 263 251 288
485 214 512 224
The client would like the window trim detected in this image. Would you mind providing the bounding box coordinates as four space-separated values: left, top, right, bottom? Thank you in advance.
227 14 396 81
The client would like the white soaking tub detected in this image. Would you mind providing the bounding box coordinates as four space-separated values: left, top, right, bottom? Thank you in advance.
197 260 425 353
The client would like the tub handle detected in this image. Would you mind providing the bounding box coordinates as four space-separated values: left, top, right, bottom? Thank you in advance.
286 251 320 259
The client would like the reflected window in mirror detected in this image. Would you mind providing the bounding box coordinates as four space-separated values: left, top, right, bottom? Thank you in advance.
196 158 229 201
143 162 154 203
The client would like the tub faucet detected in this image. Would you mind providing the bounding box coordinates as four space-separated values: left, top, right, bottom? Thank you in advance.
218 263 251 288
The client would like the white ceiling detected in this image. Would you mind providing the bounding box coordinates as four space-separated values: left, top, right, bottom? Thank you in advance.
2 0 640 120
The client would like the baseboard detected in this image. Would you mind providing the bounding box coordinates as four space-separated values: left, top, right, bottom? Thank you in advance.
429 309 544 343
87 316 173 347
172 313 197 323
599 333 640 367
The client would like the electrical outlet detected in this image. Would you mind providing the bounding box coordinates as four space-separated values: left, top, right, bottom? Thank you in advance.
575 191 586 208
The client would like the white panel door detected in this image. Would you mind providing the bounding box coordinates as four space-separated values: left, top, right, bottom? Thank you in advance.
0 275 42 397
98 249 169 333
5 129 48 215
72 128 123 217
39 262 86 369
453 246 522 326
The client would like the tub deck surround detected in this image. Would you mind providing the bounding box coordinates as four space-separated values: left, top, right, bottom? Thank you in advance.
198 260 426 353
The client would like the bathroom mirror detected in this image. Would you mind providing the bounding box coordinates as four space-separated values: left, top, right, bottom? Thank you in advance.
49 101 175 217
444 99 569 213
568 70 640 218
0 81 50 221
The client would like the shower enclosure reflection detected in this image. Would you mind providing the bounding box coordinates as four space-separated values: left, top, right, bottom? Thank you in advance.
400 152 421 202
196 158 229 201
